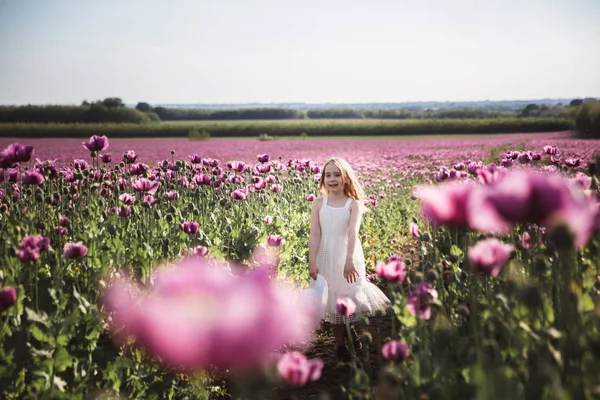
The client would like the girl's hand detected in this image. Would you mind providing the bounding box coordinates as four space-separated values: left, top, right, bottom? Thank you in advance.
309 263 319 280
344 259 359 284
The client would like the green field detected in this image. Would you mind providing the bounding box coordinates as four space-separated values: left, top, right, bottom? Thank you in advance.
0 117 573 138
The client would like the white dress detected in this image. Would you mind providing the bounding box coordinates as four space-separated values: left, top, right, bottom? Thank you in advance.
317 196 391 324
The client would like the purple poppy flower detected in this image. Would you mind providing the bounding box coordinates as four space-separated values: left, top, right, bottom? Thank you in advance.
100 153 112 163
6 143 35 163
131 177 160 195
193 174 212 186
55 226 68 236
189 154 202 164
22 171 44 185
163 190 178 201
270 184 283 193
59 216 71 227
336 297 356 317
573 172 592 190
267 234 283 247
117 206 132 217
0 287 17 313
468 170 598 246
143 195 156 206
375 260 407 284
305 194 315 202
182 221 200 235
277 352 323 387
231 188 248 200
64 242 88 259
82 135 109 152
414 182 473 227
521 232 531 249
118 193 135 205
122 150 138 163
381 340 409 362
228 160 246 172
17 246 41 264
407 283 438 320
192 246 210 257
564 158 581 168
257 153 271 163
102 256 314 371
20 235 50 253
468 238 514 277
409 223 420 238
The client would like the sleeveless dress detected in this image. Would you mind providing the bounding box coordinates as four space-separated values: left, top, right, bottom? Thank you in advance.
317 196 391 324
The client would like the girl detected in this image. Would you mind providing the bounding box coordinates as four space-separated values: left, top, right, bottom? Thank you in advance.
308 157 390 360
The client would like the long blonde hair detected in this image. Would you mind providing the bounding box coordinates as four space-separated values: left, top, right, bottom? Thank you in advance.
318 157 366 203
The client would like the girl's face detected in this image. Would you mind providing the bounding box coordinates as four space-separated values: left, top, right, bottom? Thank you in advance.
324 162 344 194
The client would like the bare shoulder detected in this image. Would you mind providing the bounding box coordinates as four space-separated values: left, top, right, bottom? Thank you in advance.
311 196 323 209
349 198 362 212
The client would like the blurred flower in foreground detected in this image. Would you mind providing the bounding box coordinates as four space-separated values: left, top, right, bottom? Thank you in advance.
468 238 514 277
407 283 438 320
336 297 356 317
375 260 407 284
0 286 17 313
381 340 409 362
277 351 323 387
103 256 314 371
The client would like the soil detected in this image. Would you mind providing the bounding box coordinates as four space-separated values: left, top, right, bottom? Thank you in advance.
215 316 394 400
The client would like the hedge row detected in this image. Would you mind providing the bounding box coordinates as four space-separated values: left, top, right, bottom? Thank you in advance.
0 117 573 138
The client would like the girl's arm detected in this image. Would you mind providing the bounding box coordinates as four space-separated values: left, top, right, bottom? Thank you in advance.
346 199 362 260
308 197 322 279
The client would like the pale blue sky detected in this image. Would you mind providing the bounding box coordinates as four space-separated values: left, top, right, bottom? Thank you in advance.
0 0 599 105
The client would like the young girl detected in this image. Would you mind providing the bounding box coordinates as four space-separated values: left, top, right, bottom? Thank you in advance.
308 157 390 360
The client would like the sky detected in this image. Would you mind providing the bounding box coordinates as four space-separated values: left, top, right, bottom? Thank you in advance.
0 0 599 105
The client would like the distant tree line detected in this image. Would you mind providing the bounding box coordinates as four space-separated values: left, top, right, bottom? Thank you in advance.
574 100 600 138
0 97 596 124
0 98 158 124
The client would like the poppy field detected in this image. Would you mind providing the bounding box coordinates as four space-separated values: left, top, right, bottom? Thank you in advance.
0 132 599 400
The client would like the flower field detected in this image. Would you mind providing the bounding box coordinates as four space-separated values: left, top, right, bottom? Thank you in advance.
0 132 599 399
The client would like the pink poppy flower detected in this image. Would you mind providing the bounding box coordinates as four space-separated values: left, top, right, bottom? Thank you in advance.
132 177 160 195
103 257 314 371
375 260 407 284
521 232 531 249
257 153 271 163
231 188 248 200
264 215 273 225
122 150 138 163
182 221 200 235
336 297 356 317
64 242 88 259
189 154 202 164
381 340 409 362
277 352 323 387
468 238 514 277
117 206 132 217
82 135 109 152
22 171 44 185
305 194 315 202
192 246 210 257
267 234 283 247
409 223 420 238
414 182 473 227
0 287 17 313
407 283 438 320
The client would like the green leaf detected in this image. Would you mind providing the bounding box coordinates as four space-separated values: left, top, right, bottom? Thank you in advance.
26 308 50 327
29 325 52 344
53 347 73 372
